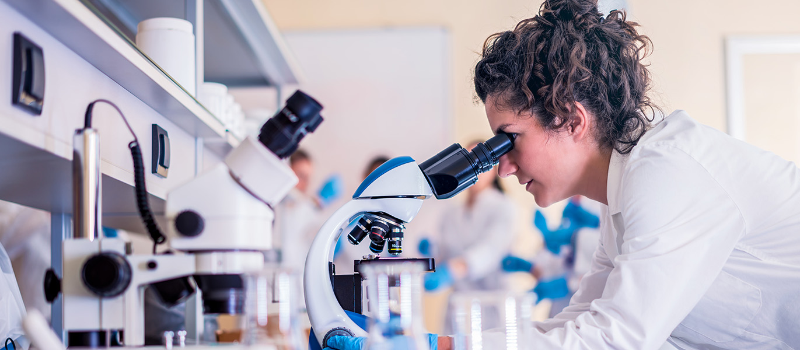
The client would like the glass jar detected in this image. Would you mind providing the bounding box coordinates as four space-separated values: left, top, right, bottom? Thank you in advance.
449 291 535 350
359 261 430 350
240 266 304 349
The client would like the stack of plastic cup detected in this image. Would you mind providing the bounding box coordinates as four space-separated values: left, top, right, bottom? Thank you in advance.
197 82 228 122
449 291 535 350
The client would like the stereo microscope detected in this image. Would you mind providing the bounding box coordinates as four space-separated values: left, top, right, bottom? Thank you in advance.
46 91 323 347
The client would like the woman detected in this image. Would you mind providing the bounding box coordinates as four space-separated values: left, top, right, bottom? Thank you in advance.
325 1 800 349
475 0 800 348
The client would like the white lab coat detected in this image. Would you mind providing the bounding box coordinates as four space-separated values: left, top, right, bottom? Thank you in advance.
0 201 50 321
532 110 800 349
273 188 321 307
438 188 517 291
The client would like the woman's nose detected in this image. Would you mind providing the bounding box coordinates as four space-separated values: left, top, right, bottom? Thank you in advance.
497 153 518 178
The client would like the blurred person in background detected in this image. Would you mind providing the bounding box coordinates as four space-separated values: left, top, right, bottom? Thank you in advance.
0 201 49 349
275 149 342 289
420 141 517 293
502 196 601 317
0 200 50 321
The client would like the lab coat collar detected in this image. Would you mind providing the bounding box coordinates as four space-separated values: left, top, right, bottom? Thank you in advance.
606 150 628 215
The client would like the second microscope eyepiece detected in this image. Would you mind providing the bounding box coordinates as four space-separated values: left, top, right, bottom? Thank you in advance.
419 132 515 199
258 90 324 159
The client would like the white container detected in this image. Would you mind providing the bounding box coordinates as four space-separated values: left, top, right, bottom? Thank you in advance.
197 82 228 122
230 103 246 139
136 17 196 96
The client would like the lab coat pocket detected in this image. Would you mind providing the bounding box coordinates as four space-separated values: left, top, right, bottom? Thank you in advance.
672 270 761 343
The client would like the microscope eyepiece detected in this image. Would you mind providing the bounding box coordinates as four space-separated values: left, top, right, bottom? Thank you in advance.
258 90 324 159
419 132 515 199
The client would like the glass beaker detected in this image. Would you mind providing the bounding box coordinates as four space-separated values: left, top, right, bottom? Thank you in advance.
449 291 534 350
359 261 430 350
240 266 304 350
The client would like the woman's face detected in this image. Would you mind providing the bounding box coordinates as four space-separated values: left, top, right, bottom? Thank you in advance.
485 95 589 207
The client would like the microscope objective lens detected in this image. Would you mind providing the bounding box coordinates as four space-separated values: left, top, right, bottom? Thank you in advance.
368 221 389 241
348 223 369 245
387 238 402 255
369 238 386 254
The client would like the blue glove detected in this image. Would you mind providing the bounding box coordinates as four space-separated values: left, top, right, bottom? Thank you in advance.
418 238 433 256
543 227 574 255
324 334 438 350
324 336 365 350
102 226 118 238
533 276 570 302
424 265 453 291
562 200 600 229
318 174 343 206
537 207 574 254
501 255 533 273
533 210 550 235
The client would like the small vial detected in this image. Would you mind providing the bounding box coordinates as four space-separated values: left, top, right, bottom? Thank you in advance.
177 330 187 347
163 331 175 350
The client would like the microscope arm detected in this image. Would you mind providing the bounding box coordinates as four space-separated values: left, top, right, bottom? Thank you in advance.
123 254 196 347
305 197 425 347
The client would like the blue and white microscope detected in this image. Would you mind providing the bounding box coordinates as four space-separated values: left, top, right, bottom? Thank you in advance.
304 133 515 348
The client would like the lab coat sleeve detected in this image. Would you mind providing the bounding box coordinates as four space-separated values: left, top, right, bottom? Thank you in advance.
461 199 517 281
533 227 614 332
529 146 746 349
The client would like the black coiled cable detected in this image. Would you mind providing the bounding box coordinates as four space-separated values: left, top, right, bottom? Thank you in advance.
129 140 166 252
84 100 166 254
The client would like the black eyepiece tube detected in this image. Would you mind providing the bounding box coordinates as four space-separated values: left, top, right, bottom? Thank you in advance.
258 90 324 159
419 133 515 199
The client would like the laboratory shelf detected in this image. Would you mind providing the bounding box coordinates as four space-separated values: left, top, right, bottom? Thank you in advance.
0 0 299 233
3 0 238 157
84 0 304 87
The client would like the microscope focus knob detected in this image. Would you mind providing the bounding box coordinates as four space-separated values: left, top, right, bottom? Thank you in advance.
175 210 204 237
43 268 61 303
81 252 132 298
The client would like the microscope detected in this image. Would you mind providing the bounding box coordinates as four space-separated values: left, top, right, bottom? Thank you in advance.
304 132 515 348
46 91 323 347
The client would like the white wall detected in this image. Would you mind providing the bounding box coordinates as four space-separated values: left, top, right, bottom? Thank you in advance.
231 27 453 264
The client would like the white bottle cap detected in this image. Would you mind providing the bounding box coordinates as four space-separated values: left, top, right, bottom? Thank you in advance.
137 17 193 34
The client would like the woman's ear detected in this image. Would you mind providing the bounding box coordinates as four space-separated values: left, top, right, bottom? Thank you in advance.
568 102 591 140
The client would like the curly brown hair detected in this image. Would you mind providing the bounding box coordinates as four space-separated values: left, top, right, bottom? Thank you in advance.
474 0 659 154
